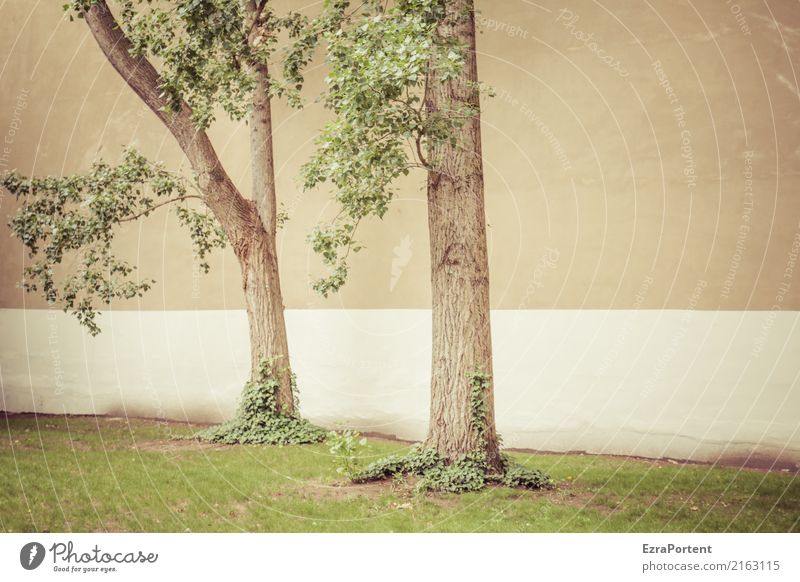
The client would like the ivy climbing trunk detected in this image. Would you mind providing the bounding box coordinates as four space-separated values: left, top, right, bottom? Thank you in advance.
84 0 296 416
424 0 502 472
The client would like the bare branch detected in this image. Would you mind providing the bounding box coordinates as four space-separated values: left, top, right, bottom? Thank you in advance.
117 194 204 224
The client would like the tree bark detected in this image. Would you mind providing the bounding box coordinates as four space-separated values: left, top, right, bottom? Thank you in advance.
84 1 295 413
424 0 501 471
243 1 294 411
235 219 294 413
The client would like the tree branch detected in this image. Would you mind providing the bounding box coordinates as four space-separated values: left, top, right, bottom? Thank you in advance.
82 1 255 240
247 0 268 43
245 0 278 235
414 133 429 167
117 194 204 224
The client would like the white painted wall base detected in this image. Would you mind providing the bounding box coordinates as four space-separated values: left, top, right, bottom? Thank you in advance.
1 308 798 467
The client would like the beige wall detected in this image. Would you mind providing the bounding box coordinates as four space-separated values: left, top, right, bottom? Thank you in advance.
1 0 799 311
2 1 800 466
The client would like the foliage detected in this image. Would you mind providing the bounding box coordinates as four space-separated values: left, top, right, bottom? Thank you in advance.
500 461 553 489
66 0 310 128
468 369 490 443
174 206 227 274
415 456 488 493
299 0 480 295
353 444 440 482
196 357 325 445
353 443 551 494
1 148 225 335
326 429 367 478
351 368 552 493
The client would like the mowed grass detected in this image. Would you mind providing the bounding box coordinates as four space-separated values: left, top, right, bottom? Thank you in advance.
0 414 797 533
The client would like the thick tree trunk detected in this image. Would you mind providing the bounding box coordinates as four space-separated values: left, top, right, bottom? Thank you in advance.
85 1 295 414
424 0 501 471
236 219 295 414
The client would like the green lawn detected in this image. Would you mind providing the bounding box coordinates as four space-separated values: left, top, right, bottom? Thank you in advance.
0 414 797 532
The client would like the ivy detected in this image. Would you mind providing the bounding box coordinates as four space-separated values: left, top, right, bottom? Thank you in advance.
1 148 225 335
195 357 325 445
500 462 552 489
353 444 552 494
350 368 553 493
416 456 488 493
353 445 440 483
468 369 490 444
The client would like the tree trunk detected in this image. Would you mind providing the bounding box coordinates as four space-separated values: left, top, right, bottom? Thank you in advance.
424 0 501 471
236 218 295 414
242 0 295 412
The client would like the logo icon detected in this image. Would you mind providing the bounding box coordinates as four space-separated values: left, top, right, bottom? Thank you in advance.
390 234 413 291
20 542 46 570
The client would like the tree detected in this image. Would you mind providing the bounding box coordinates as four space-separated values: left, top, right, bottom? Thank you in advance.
423 0 499 471
1 0 323 445
299 0 550 490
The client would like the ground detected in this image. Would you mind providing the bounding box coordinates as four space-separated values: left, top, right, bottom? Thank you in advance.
0 414 797 533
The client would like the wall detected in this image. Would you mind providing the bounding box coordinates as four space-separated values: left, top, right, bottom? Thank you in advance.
1 0 799 466
2 308 798 466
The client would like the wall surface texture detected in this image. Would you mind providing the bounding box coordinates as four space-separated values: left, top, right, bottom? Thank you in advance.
1 0 799 466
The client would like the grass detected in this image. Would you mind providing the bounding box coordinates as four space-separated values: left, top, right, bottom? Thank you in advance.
0 413 797 533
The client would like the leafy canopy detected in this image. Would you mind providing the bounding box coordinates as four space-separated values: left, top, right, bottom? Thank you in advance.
3 1 314 334
67 0 311 126
1 149 224 335
298 0 481 295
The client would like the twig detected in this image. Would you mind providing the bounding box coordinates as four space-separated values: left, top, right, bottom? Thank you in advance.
117 194 204 223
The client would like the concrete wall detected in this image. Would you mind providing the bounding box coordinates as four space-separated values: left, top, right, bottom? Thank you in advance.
1 0 799 466
2 308 798 466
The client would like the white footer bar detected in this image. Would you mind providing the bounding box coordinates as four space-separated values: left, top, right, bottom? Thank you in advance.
0 533 796 581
